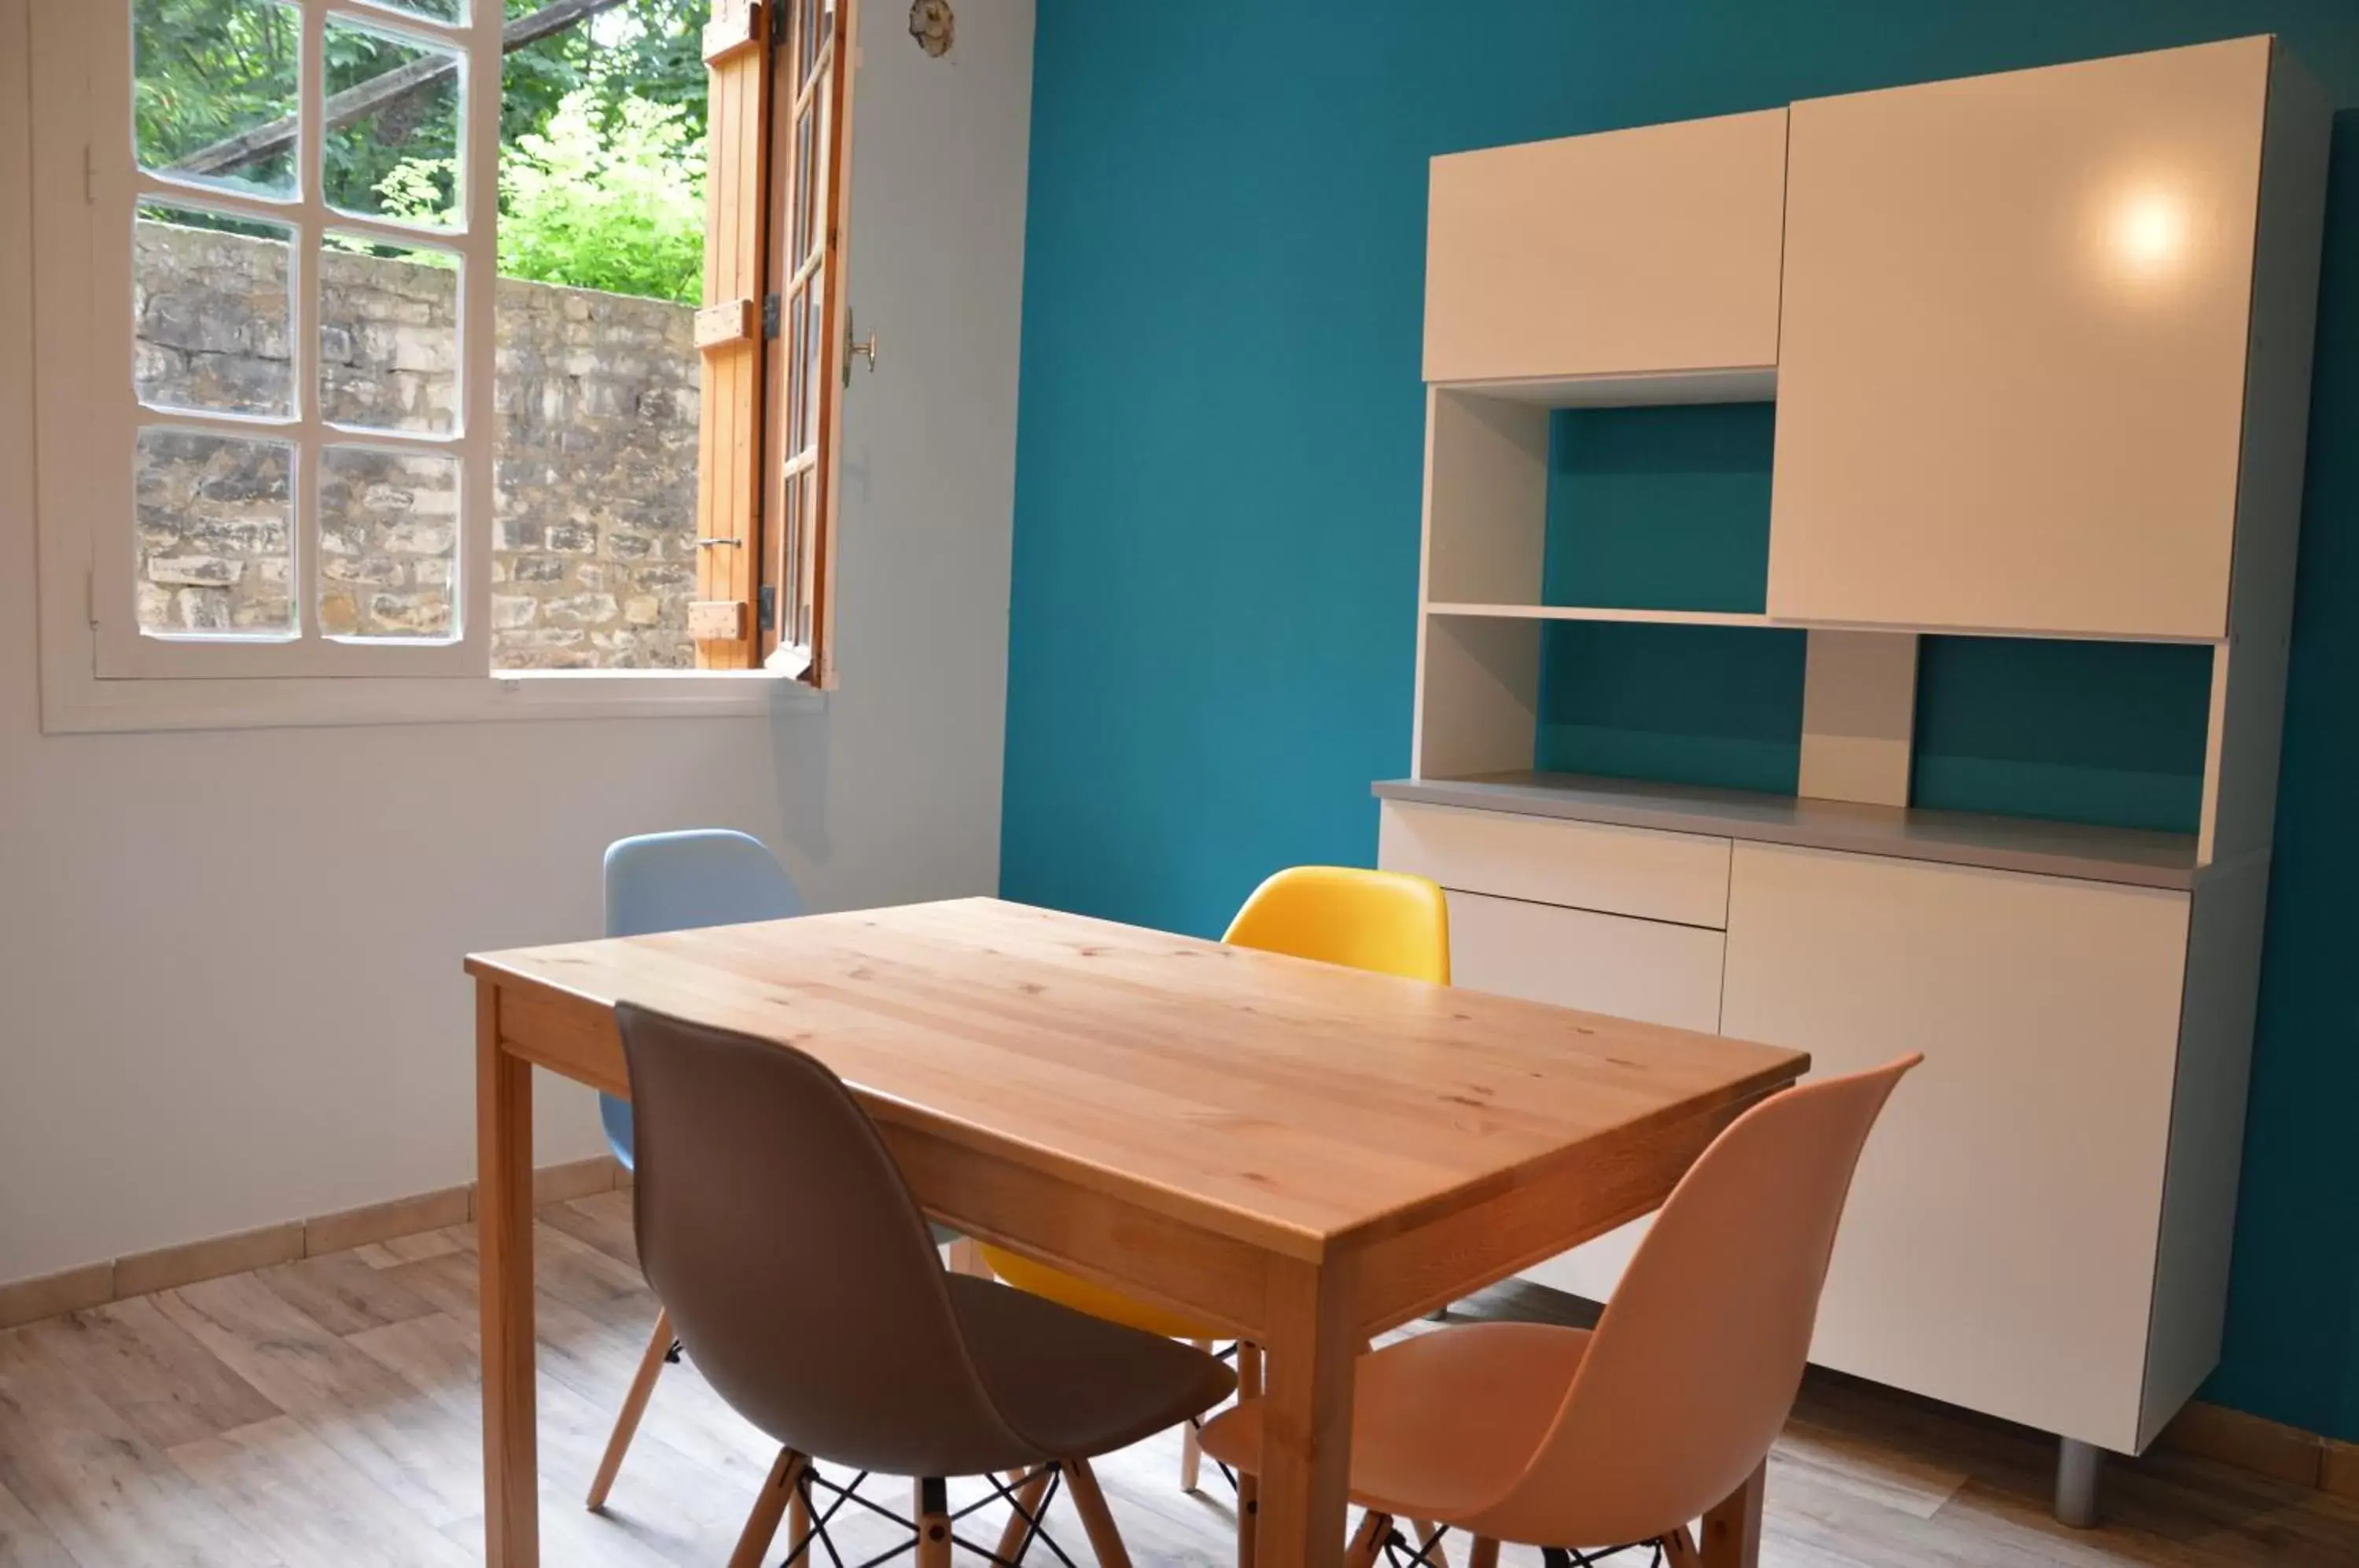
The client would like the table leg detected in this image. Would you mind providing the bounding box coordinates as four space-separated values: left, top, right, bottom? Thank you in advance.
477 977 540 1568
1255 1257 1356 1568
1699 1459 1765 1568
1235 1342 1262 1568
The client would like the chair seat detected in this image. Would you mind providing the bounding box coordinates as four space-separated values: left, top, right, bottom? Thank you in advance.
1199 1323 1589 1521
951 1275 1236 1460
977 1245 1223 1342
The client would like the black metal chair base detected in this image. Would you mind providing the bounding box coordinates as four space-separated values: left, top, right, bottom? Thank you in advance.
1375 1525 1669 1568
779 1463 1082 1568
1536 1540 1669 1568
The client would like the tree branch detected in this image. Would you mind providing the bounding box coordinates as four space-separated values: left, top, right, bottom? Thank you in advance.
171 0 629 179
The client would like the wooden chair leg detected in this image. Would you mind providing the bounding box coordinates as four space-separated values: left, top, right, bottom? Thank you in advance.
995 1463 1056 1564
1467 1537 1500 1568
1235 1342 1263 1568
914 1477 952 1568
1063 1456 1134 1568
786 1467 811 1566
1180 1339 1213 1491
1662 1525 1701 1568
586 1306 673 1509
1346 1511 1392 1568
949 1237 990 1277
1700 1459 1765 1568
730 1448 808 1568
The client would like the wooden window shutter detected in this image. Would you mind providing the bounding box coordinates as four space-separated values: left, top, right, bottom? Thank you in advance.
760 0 856 683
691 0 772 668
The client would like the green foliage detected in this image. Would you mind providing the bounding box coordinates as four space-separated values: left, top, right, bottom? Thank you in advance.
377 90 707 303
498 91 708 302
131 1 712 298
503 0 710 148
322 16 463 220
132 0 300 195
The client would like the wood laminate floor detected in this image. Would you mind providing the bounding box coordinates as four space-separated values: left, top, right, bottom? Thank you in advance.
1 1191 2352 1568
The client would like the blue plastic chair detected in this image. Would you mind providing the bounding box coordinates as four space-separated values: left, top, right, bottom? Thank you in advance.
598 828 807 1172
587 828 804 1509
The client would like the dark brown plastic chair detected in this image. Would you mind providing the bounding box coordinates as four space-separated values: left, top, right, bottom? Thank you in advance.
616 1002 1236 1568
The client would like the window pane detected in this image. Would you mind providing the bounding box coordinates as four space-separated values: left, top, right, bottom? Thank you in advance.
134 0 300 199
782 467 804 612
318 445 460 639
134 204 295 418
134 427 295 636
320 231 460 434
323 17 463 227
785 285 807 457
803 281 826 447
791 107 814 263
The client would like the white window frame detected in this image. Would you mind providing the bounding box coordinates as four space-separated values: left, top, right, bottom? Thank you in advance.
26 0 803 732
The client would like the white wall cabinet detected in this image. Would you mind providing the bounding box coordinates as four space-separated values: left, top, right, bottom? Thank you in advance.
1424 109 1787 394
1769 39 2287 639
1390 34 2330 1487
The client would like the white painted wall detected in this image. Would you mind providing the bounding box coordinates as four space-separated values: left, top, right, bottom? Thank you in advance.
0 0 1034 1286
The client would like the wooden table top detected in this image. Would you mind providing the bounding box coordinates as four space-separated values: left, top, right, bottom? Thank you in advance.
466 896 1807 1260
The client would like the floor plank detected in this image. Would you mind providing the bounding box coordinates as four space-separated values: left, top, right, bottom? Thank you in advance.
167 1415 477 1568
9 1298 279 1450
2 1205 2355 1568
152 1273 484 1529
252 1248 443 1339
539 1191 639 1268
0 1331 287 1568
0 1476 78 1568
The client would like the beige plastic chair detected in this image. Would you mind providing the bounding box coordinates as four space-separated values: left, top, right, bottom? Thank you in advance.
1201 1055 1920 1566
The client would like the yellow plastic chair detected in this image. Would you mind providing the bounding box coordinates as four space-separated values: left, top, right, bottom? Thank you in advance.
978 866 1451 1493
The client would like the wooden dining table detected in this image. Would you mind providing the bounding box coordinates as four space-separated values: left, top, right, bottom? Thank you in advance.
466 896 1809 1568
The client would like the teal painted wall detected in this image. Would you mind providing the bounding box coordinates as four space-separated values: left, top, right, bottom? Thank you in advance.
1002 2 2359 1439
1534 623 1805 794
1912 638 2215 834
1544 405 1776 613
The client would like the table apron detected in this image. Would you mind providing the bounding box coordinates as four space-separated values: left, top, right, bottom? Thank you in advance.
883 1117 1279 1338
1352 1088 1773 1336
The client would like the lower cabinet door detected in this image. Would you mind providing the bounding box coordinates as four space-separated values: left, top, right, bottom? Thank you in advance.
1442 889 1725 1301
1720 842 2191 1451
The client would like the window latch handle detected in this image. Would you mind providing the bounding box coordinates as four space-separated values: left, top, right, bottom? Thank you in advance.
845 308 878 383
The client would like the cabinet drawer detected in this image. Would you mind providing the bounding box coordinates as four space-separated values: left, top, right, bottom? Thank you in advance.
1425 109 1787 385
1381 801 1731 929
1444 889 1722 1301
1446 890 1724 1035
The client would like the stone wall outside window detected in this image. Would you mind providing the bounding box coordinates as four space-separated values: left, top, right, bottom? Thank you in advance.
131 219 701 668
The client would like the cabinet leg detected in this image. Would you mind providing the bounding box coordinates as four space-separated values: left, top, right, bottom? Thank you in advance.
2054 1438 2103 1529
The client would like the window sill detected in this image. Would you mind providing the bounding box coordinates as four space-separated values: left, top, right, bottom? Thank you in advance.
39 664 819 736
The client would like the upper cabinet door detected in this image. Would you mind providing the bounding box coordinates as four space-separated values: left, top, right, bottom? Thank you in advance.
1424 109 1787 389
1768 39 2272 639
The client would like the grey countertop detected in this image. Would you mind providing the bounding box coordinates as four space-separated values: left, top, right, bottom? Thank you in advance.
1373 771 2205 890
